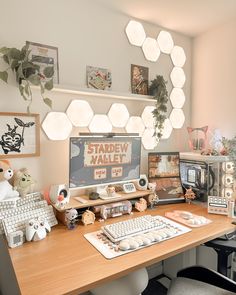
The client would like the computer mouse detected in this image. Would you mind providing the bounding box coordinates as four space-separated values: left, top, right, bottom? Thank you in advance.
179 211 193 219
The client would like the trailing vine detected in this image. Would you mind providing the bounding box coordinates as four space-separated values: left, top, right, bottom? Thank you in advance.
149 75 168 140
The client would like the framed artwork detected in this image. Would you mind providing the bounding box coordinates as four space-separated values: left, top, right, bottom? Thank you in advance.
26 41 59 84
148 152 184 202
0 113 40 158
86 66 112 90
131 64 149 95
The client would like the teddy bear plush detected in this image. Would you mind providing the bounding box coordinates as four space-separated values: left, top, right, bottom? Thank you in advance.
13 168 36 197
0 160 19 201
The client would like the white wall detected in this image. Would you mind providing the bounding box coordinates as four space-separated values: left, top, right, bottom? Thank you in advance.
0 0 192 192
192 17 236 139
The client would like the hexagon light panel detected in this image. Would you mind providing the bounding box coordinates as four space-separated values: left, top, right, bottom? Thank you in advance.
171 46 186 67
42 112 72 140
161 118 173 139
170 88 185 108
170 67 186 88
89 115 112 133
125 116 145 136
142 37 160 62
108 103 129 128
125 20 146 46
157 30 174 54
66 99 94 127
142 128 157 150
141 106 155 128
170 109 185 129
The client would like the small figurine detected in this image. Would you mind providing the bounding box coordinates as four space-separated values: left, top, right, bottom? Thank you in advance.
81 209 95 225
148 182 159 209
184 187 196 204
135 198 147 212
65 208 79 230
13 168 36 197
106 186 116 198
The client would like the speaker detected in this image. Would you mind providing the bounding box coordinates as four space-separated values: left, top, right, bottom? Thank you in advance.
133 174 148 191
49 184 70 204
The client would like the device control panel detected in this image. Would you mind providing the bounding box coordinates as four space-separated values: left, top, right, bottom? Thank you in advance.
208 196 228 215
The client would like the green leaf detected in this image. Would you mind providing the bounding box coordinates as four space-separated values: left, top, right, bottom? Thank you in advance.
9 48 21 60
43 97 52 108
0 71 8 83
43 66 54 78
44 78 53 90
11 59 19 70
19 85 28 100
0 47 10 55
28 74 40 85
3 54 9 64
24 83 30 96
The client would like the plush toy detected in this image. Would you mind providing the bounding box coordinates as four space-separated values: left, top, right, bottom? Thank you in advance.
0 160 19 201
13 168 36 197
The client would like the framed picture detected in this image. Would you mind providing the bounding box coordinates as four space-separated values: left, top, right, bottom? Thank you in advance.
26 41 59 84
131 64 149 95
0 113 40 158
86 65 112 90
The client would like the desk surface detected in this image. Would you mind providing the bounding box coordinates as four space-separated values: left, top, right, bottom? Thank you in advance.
8 203 236 295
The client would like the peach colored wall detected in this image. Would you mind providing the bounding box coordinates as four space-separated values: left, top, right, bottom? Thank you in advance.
192 18 236 139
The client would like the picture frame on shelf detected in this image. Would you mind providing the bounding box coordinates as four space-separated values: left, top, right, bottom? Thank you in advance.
0 112 40 158
131 64 149 95
86 65 112 90
26 41 59 84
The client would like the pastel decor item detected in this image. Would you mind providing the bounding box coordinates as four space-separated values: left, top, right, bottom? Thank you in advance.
25 218 51 242
187 126 208 151
13 168 36 197
65 208 79 230
0 160 19 201
142 37 160 62
125 20 146 46
81 209 96 226
135 197 147 212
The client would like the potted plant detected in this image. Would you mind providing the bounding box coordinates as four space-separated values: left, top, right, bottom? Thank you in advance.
0 43 54 112
149 75 168 140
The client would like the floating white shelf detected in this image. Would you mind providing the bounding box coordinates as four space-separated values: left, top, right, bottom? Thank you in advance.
33 84 155 102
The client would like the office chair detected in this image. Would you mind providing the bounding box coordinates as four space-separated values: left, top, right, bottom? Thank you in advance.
167 266 236 295
204 236 236 276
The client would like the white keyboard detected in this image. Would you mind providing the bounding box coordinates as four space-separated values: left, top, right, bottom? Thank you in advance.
0 200 48 234
2 205 58 236
102 215 170 242
85 215 192 259
0 192 42 211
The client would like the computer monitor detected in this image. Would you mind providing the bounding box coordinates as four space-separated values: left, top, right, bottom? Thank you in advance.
69 136 141 195
148 152 185 204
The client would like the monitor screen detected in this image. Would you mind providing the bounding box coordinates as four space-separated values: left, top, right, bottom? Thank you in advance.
69 136 141 188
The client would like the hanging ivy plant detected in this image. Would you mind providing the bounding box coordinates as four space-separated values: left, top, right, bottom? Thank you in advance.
149 75 168 140
0 43 54 112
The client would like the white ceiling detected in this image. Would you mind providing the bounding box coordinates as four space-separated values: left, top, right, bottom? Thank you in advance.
97 0 236 37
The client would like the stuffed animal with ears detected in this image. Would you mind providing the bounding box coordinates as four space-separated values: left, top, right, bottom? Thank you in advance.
0 159 19 201
13 168 36 197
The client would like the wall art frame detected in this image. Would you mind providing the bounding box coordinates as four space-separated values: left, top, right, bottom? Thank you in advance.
0 112 40 158
26 41 59 84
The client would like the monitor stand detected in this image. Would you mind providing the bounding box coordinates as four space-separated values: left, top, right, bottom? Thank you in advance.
93 185 121 200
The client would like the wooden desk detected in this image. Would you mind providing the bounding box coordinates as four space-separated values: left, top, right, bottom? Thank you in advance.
7 203 236 295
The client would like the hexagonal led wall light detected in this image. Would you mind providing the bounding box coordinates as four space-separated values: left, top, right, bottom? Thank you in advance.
125 20 146 46
108 103 129 128
125 116 145 136
141 106 155 128
89 114 112 133
171 46 186 67
42 112 73 140
157 30 174 54
170 67 186 88
142 37 160 62
169 109 185 129
66 99 94 127
170 88 185 108
161 118 173 139
142 128 157 150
